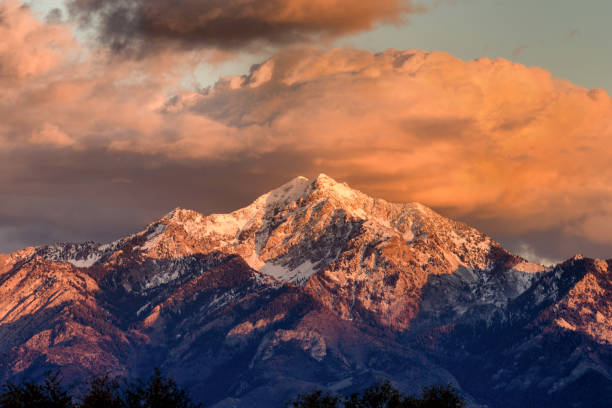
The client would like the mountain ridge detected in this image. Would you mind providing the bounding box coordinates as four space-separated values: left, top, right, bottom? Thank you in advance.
29 174 544 283
0 175 610 407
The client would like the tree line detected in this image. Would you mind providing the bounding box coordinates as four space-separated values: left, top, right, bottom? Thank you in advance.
289 381 465 408
0 370 465 408
0 369 199 408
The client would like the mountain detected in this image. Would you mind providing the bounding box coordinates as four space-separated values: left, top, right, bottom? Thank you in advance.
1 174 611 407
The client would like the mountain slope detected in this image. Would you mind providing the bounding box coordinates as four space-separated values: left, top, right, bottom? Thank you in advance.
0 174 609 407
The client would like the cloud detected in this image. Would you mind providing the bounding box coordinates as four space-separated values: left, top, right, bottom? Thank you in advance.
0 1 204 152
515 242 559 266
66 0 423 56
29 123 76 148
2 2 612 262
163 47 612 250
0 1 76 81
45 8 64 24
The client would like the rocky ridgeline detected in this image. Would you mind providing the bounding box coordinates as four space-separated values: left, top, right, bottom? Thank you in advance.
0 175 610 407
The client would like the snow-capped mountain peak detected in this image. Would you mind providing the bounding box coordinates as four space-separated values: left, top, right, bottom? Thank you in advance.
32 175 542 293
2 176 610 408
128 176 531 290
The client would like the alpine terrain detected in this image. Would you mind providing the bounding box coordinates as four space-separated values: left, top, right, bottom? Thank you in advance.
1 174 611 407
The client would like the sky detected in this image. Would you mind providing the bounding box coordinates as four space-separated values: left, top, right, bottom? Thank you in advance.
1 0 612 265
27 0 612 92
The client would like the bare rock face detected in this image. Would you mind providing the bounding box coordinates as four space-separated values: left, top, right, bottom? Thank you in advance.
0 174 609 407
0 256 133 382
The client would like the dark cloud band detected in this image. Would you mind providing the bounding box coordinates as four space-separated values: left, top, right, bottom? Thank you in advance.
67 0 417 55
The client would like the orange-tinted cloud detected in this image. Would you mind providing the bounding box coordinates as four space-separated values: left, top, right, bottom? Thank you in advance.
2 2 612 258
29 123 76 148
0 1 76 81
164 48 612 246
0 1 205 152
67 0 422 55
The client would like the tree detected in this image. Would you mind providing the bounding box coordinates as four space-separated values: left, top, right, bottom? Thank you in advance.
78 376 124 408
418 385 465 408
345 381 409 408
289 390 340 408
1 369 201 408
124 369 201 408
289 381 465 408
0 371 73 408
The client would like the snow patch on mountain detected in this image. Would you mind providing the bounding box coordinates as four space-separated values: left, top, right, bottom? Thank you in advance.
36 242 109 268
147 223 168 239
314 173 358 201
66 253 102 268
261 175 311 208
260 260 318 285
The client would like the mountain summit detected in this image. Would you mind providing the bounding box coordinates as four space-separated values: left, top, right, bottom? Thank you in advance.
41 174 540 284
1 175 611 407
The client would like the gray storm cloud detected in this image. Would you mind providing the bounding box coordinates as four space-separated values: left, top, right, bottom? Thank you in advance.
67 0 421 56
